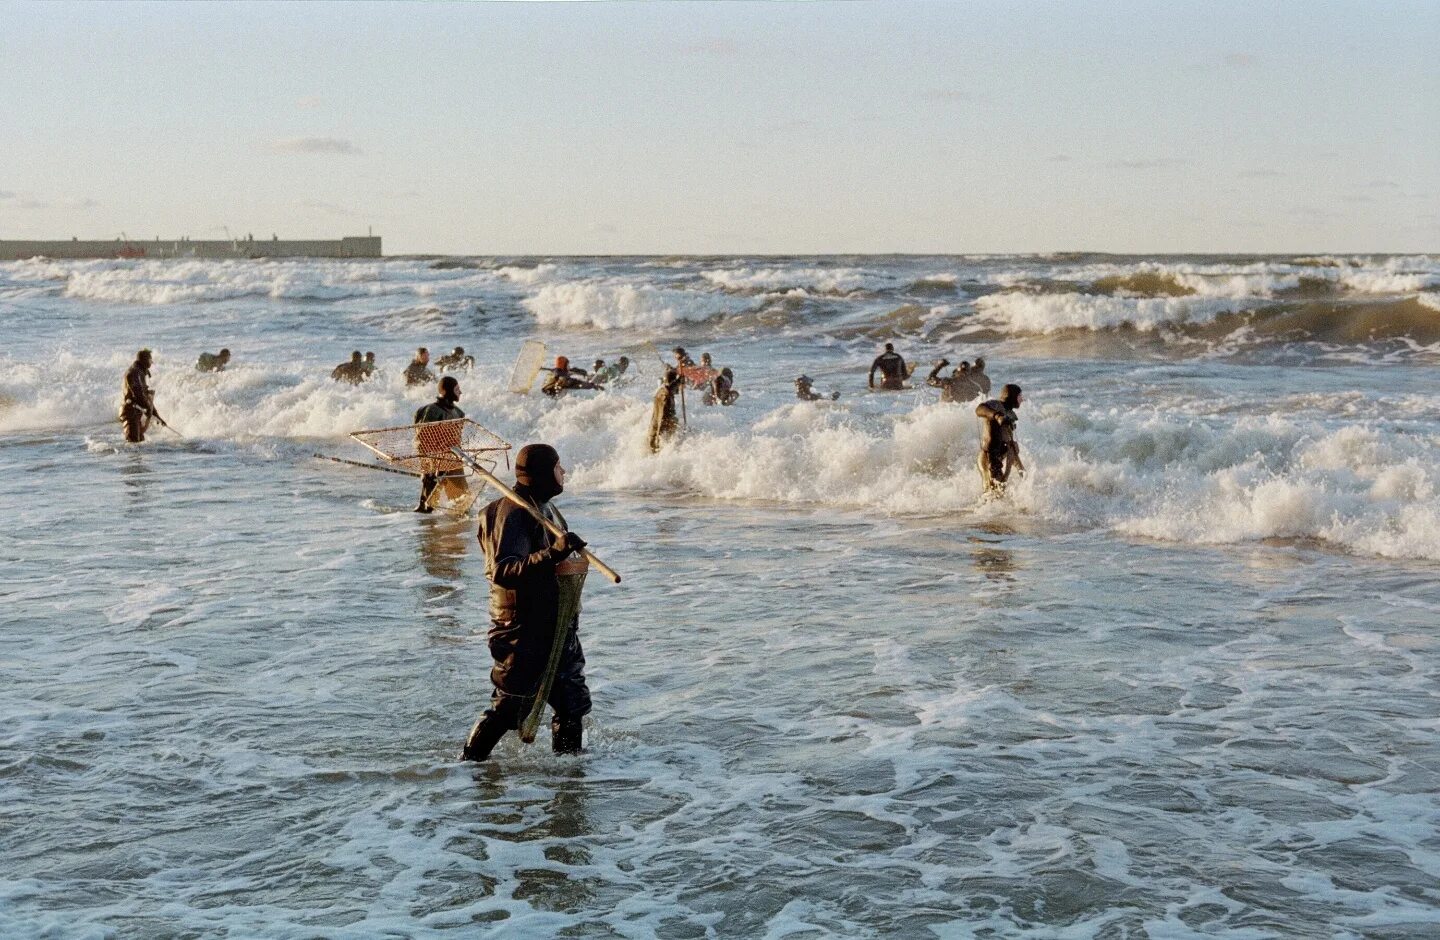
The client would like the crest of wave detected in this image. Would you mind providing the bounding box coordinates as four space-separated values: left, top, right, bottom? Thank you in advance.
974 292 1245 333
55 259 433 305
521 280 750 330
700 266 887 295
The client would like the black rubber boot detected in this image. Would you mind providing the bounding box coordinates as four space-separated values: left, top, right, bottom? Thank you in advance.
551 717 583 755
461 714 508 761
415 474 436 513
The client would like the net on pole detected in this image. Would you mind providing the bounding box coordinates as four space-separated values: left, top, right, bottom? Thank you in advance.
350 418 512 476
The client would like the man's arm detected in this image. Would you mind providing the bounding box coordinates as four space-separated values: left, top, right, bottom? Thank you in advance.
868 356 881 388
926 360 948 388
486 505 566 587
975 400 1005 421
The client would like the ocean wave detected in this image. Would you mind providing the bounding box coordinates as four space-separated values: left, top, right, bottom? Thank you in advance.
10 350 1440 561
701 266 888 296
521 281 749 330
973 292 1245 333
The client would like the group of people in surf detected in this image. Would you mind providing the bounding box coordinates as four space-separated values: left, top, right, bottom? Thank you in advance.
117 338 1024 766
329 345 477 387
539 355 632 397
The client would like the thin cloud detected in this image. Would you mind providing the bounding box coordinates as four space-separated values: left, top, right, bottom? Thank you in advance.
296 96 323 110
1223 52 1258 67
923 89 973 103
299 199 358 216
1366 180 1401 189
1106 158 1189 170
270 137 363 156
682 38 741 57
1239 169 1285 179
1048 154 1072 163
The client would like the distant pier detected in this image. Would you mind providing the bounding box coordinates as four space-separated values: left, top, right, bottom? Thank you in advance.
0 234 382 261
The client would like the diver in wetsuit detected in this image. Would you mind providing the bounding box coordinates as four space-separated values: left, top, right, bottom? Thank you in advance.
196 348 231 372
119 349 156 442
462 443 592 760
592 356 630 386
404 348 436 387
926 359 982 403
648 366 684 452
970 357 992 395
541 356 601 397
362 352 377 376
795 375 839 401
332 351 366 385
868 343 911 391
975 383 1025 494
412 375 466 513
435 346 475 371
704 367 739 406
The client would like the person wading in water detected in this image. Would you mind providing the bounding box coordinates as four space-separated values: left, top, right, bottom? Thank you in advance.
120 349 157 443
975 383 1025 494
413 375 466 513
868 342 912 391
462 443 592 761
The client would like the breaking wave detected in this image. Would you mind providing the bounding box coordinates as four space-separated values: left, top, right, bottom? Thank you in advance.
521 281 750 330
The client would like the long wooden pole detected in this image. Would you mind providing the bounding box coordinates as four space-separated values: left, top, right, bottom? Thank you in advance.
450 447 622 584
312 453 422 477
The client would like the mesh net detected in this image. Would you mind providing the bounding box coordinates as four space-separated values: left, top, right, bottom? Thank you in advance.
519 566 588 744
350 418 511 476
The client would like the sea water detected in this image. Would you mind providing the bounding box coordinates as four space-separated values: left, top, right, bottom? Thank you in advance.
2 255 1437 936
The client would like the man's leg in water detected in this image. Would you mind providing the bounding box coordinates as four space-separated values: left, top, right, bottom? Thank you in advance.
462 692 525 761
416 473 438 512
548 627 593 754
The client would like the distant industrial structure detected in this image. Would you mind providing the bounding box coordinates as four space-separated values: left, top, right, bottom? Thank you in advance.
0 234 382 261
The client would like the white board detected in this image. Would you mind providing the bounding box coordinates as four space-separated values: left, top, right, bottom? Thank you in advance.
508 340 547 394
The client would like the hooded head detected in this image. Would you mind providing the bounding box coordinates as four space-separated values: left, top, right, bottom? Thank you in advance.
438 375 460 402
884 342 895 353
593 359 605 371
136 349 152 367
555 355 570 371
351 350 363 363
218 348 231 361
416 347 430 363
453 346 465 356
364 351 375 362
974 357 986 371
617 356 629 370
795 374 812 387
514 443 563 502
700 353 712 366
1000 383 1023 408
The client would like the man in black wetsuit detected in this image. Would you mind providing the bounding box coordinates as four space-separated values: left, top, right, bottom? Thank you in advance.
119 349 156 442
926 359 981 403
868 343 910 391
975 383 1025 494
971 357 992 395
404 347 436 387
436 346 475 371
196 348 231 372
413 376 466 513
332 351 366 385
704 367 739 406
795 375 838 401
462 443 592 760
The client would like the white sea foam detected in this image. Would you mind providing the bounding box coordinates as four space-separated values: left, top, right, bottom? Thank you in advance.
700 265 888 295
521 280 748 329
973 292 1245 333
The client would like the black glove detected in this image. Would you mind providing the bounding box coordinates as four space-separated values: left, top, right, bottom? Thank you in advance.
549 531 587 560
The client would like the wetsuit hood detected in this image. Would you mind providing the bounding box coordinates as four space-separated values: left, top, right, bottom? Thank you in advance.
515 443 563 502
1000 383 1022 408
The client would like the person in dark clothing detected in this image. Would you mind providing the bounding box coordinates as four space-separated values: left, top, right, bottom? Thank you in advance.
436 346 475 371
542 356 601 397
926 358 982 403
362 352 377 376
975 383 1025 494
120 349 155 442
462 443 592 760
592 356 630 386
332 351 366 385
404 348 436 387
795 375 839 402
413 376 466 513
971 357 992 395
196 348 231 372
868 342 911 390
704 367 740 406
672 347 695 368
648 366 684 452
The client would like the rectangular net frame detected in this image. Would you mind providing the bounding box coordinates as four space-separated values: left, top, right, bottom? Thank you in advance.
350 418 512 477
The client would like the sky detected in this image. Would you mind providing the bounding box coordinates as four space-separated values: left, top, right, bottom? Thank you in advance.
1 0 1437 255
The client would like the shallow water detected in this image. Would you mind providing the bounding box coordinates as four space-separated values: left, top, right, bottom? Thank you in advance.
3 255 1438 935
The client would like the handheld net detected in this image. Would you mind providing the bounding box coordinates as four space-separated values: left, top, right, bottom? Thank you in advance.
350 418 512 477
509 340 548 394
519 557 589 744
